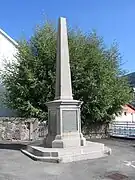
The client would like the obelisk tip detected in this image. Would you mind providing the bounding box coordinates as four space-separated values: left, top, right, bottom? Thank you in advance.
59 17 66 21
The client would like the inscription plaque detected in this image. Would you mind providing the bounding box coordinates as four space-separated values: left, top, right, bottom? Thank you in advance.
62 110 78 133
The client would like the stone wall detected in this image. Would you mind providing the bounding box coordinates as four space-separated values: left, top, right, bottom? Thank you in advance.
0 117 110 141
0 117 39 141
83 123 110 139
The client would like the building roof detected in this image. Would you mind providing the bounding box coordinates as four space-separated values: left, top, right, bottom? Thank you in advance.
123 104 135 113
0 28 18 47
127 104 135 111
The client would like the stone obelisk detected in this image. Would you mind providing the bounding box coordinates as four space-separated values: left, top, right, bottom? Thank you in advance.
55 17 73 101
46 17 86 148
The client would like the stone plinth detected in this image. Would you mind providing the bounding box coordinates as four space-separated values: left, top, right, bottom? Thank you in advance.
45 99 86 148
21 141 111 163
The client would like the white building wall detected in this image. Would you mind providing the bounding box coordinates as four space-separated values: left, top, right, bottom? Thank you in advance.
0 30 17 116
0 31 17 70
115 112 135 123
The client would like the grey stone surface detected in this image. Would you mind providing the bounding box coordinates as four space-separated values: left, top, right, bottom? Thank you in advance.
62 110 78 132
0 139 135 180
55 17 73 100
22 141 110 163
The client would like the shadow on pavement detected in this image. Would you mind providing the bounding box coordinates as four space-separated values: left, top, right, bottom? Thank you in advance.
0 143 27 150
0 139 45 151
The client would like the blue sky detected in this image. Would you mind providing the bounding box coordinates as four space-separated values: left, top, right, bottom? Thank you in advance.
0 0 135 73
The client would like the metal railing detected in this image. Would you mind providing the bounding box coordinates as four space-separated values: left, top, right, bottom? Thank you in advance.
109 121 135 138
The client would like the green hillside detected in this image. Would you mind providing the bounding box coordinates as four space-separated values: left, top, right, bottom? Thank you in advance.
126 72 135 87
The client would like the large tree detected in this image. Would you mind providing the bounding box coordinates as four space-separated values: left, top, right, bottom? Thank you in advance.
1 21 132 129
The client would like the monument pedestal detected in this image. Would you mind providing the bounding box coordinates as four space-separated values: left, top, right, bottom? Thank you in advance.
21 98 111 163
52 132 86 148
45 99 86 148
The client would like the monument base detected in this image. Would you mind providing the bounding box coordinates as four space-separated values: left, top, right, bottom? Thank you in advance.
21 141 111 163
46 132 86 148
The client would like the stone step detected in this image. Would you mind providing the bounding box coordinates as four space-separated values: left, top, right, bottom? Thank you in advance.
21 149 61 163
21 141 111 163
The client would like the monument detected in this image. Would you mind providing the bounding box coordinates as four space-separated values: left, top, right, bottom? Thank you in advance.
45 17 86 148
22 17 111 163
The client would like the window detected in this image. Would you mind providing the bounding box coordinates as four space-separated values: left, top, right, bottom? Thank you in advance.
124 112 127 116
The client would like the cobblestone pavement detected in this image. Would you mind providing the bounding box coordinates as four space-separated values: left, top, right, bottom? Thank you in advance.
0 138 135 180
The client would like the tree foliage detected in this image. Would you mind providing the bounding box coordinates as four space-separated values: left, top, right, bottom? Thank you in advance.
1 21 132 128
